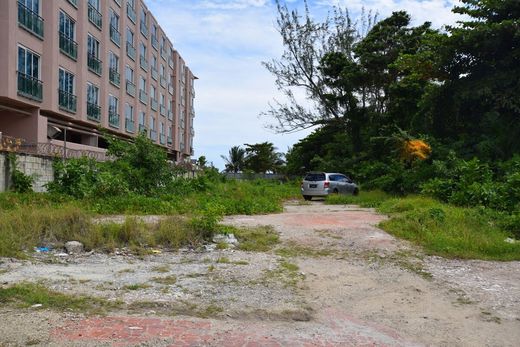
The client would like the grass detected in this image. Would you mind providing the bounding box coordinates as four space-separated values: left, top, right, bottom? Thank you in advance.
230 225 280 252
326 191 520 261
152 275 177 285
378 196 520 260
325 190 392 207
0 282 121 314
276 242 334 258
151 265 171 273
123 283 151 291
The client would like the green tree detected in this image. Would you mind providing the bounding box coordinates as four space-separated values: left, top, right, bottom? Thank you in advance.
244 142 285 174
221 146 246 173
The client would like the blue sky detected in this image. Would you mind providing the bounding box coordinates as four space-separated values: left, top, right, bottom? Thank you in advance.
145 0 462 170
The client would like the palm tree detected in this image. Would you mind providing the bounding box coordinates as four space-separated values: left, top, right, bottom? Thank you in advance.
221 146 246 173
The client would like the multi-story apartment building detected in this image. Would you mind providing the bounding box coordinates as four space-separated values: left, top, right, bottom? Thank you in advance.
0 0 196 161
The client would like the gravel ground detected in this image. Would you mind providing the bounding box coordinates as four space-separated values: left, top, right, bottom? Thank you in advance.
0 201 519 346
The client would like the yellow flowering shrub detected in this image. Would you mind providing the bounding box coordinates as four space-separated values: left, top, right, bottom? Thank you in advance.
401 139 431 161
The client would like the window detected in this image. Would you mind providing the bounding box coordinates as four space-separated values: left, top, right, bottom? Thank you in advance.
139 42 147 58
59 68 74 95
160 93 165 106
126 27 136 60
17 45 42 100
150 85 156 99
87 83 101 121
109 51 120 85
108 95 120 127
150 116 155 130
109 9 121 46
18 0 44 38
87 34 102 75
126 65 134 83
139 112 145 126
59 11 77 59
140 7 148 37
87 83 99 106
126 27 134 45
88 0 100 10
139 42 148 70
149 116 157 140
59 68 76 112
139 76 146 91
87 0 102 29
125 103 135 132
128 0 135 8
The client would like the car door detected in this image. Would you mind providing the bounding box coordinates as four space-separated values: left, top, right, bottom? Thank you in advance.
337 175 352 194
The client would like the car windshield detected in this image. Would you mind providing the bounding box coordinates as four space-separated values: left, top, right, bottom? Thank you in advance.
304 173 326 181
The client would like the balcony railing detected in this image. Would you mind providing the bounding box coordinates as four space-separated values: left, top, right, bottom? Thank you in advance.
109 68 120 86
87 102 101 122
139 89 148 104
160 76 167 88
168 84 174 95
126 42 136 61
88 4 102 29
125 118 135 133
150 98 158 111
140 55 148 71
126 80 136 97
127 3 136 23
58 89 77 113
151 67 158 81
140 21 148 37
18 1 44 39
110 25 121 47
139 124 147 133
149 130 157 141
17 71 43 101
109 109 120 128
160 133 166 145
59 32 78 60
87 54 102 76
151 36 158 50
167 110 173 121
160 105 167 116
67 0 78 8
167 136 173 145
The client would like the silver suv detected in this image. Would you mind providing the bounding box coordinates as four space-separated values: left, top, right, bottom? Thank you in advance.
301 172 358 201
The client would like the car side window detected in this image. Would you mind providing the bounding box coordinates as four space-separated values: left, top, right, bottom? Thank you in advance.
329 175 337 182
338 175 351 183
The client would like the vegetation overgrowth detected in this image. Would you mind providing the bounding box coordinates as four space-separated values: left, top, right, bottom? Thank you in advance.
326 192 520 261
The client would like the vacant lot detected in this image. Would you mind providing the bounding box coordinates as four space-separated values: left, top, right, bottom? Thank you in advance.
0 201 519 346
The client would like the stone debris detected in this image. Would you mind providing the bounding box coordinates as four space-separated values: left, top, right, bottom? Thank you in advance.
65 241 84 254
213 233 239 246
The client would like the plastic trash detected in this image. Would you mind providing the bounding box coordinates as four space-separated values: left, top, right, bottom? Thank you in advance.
35 247 51 253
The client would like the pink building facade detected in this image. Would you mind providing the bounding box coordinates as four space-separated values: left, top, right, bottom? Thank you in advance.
0 0 196 161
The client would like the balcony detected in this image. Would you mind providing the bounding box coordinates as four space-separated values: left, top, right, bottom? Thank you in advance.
59 32 78 60
151 67 158 81
149 130 157 141
87 54 102 76
125 118 135 133
167 110 173 121
18 1 44 39
109 109 120 128
168 83 174 95
58 89 77 113
140 21 148 38
140 55 148 71
127 3 136 23
109 68 120 87
139 89 148 104
110 26 121 47
160 133 166 145
17 72 42 102
160 76 167 88
160 105 167 117
150 98 158 111
139 124 147 133
151 36 158 50
126 42 136 61
88 4 102 30
126 80 136 97
87 102 101 122
167 136 173 145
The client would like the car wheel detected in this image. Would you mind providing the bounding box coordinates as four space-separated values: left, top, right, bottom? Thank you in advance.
333 188 339 194
303 195 312 201
353 188 359 196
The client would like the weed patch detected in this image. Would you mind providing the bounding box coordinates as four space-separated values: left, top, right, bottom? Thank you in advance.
230 225 280 252
325 190 391 208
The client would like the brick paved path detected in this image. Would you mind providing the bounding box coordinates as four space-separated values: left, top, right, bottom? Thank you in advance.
51 309 421 346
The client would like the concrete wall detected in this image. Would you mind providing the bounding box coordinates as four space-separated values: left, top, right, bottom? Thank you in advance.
0 152 54 193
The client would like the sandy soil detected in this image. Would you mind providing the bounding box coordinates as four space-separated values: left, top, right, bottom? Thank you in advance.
0 201 519 346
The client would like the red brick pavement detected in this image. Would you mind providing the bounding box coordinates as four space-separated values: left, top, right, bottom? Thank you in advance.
51 309 421 346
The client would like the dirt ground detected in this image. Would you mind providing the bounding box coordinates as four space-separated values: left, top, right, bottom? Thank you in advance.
0 201 519 346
